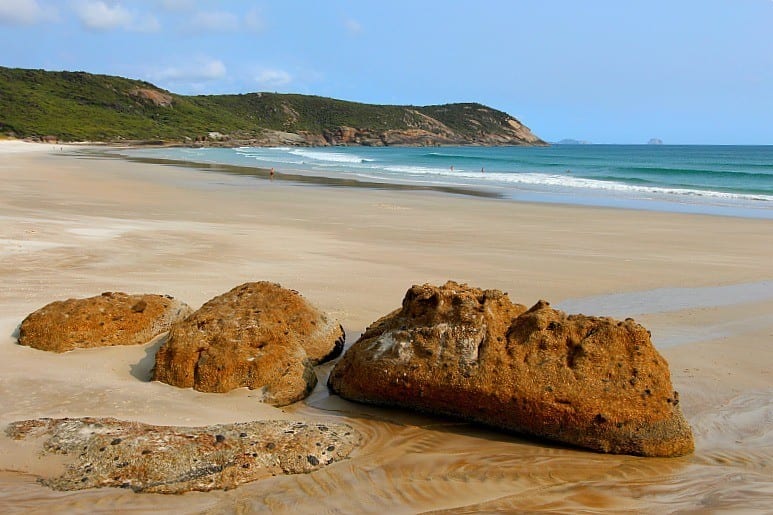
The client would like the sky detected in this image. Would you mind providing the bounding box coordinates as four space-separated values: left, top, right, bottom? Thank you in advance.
1 0 772 144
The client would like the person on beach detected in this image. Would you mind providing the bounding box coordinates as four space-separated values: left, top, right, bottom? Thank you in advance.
270 167 275 180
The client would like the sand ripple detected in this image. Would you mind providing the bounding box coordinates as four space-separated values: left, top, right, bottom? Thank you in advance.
3 383 770 513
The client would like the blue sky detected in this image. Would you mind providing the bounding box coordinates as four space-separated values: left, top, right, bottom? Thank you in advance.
1 0 772 144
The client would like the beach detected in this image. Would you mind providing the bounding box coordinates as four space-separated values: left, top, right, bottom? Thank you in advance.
0 141 771 512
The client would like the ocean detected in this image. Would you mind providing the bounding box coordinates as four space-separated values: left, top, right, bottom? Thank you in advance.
120 144 773 219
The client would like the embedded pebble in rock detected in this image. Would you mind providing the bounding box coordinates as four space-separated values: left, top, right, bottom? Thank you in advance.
5 417 360 494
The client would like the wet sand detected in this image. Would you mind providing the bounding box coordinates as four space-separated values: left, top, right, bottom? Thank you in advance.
1 141 771 513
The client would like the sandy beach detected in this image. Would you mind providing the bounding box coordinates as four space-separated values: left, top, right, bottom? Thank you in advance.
0 141 771 513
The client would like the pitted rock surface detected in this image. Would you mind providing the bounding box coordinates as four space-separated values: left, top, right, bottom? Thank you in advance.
5 417 359 494
328 282 693 457
153 282 344 406
17 292 192 352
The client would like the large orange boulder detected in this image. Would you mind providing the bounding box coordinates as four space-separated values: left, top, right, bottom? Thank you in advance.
153 282 345 406
17 292 192 352
328 282 694 457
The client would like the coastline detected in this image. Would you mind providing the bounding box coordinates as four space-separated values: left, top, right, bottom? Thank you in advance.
1 142 771 512
83 148 508 200
106 144 773 220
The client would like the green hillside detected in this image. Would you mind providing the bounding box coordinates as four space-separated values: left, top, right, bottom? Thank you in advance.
0 67 544 146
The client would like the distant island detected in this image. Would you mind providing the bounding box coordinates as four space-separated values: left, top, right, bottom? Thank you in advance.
647 138 664 145
0 67 545 147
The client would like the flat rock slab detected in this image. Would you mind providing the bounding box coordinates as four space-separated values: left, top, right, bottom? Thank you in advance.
5 417 359 494
329 281 694 457
18 292 192 352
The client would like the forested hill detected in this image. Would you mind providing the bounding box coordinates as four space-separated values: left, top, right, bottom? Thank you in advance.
0 66 545 146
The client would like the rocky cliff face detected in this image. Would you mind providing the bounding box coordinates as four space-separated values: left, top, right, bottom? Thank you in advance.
217 123 542 148
221 106 545 148
313 107 543 147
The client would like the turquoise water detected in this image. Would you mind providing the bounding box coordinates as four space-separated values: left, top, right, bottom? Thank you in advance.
122 145 773 218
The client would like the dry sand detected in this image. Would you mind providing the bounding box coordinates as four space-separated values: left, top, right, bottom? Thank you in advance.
0 141 771 513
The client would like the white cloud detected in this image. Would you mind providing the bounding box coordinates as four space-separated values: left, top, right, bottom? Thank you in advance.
0 0 53 25
255 69 292 89
188 10 238 32
73 0 131 30
156 0 194 11
71 0 159 32
153 58 227 82
244 7 263 32
344 17 362 35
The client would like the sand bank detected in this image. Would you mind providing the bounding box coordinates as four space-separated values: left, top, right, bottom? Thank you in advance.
0 144 771 512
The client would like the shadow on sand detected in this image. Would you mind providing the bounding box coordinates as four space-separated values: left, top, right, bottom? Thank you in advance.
10 323 20 341
130 334 167 381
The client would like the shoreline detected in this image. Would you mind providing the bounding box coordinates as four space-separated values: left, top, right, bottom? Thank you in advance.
1 143 771 512
6 140 773 221
81 148 508 200
104 144 773 220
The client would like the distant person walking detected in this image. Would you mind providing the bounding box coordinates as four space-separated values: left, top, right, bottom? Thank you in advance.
270 167 275 180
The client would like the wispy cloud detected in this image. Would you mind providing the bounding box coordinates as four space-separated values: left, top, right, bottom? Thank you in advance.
152 57 227 83
155 0 194 11
182 7 265 34
187 10 238 32
72 0 131 30
244 8 264 33
344 17 362 35
0 0 55 25
71 0 159 32
255 68 292 89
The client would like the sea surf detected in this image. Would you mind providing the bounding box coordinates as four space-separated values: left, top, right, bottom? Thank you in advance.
118 144 773 219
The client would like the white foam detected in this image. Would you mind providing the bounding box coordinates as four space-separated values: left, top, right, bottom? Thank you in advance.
289 149 373 164
383 165 453 175
373 166 773 203
239 155 304 165
493 173 773 202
